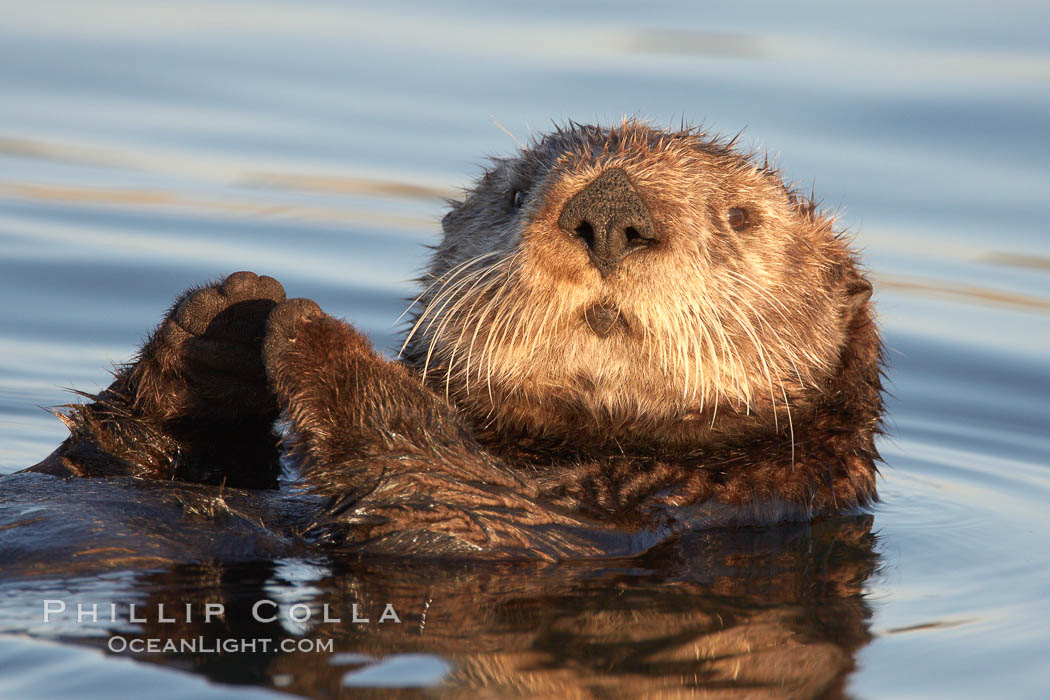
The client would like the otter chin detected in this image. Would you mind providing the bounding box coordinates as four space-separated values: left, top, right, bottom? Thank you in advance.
582 303 628 337
26 119 884 560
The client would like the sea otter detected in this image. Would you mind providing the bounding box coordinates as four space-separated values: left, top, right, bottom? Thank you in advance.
23 121 883 560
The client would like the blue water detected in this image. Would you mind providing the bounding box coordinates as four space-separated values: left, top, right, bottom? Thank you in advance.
1 1 1048 697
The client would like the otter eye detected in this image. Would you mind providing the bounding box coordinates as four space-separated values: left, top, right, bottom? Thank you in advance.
511 189 525 209
727 207 750 231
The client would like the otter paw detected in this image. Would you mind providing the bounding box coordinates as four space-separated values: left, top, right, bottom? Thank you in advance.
142 271 286 419
262 298 325 382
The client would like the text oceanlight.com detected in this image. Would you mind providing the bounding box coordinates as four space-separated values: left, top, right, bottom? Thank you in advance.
107 636 335 654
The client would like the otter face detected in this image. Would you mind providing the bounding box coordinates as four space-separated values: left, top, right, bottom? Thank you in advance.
403 122 863 452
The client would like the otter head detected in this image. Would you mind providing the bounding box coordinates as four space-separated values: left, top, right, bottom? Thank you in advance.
402 121 875 455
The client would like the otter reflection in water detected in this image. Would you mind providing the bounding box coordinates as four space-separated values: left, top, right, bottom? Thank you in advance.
17 121 883 559
16 517 878 698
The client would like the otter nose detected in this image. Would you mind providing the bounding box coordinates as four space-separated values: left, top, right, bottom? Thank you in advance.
557 168 657 276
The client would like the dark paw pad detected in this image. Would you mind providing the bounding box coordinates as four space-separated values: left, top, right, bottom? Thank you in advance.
173 271 285 338
147 271 287 416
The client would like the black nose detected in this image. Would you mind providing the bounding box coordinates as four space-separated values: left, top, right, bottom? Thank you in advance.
557 168 657 276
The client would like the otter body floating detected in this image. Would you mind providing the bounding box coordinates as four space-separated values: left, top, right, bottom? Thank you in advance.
20 121 884 561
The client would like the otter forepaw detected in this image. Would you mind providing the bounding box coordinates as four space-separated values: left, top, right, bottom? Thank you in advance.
262 298 377 391
36 271 290 485
262 297 325 379
262 299 387 466
138 271 286 421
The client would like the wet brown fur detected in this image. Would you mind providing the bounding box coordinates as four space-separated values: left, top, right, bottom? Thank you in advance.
401 121 882 526
27 121 884 560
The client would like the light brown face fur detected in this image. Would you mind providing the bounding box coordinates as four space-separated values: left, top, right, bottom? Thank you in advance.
402 121 863 453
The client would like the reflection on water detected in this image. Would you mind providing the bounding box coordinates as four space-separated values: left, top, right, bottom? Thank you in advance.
1 0 1049 697
1 517 877 698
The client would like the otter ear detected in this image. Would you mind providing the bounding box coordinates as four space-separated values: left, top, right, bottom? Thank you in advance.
846 275 873 314
831 261 874 316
